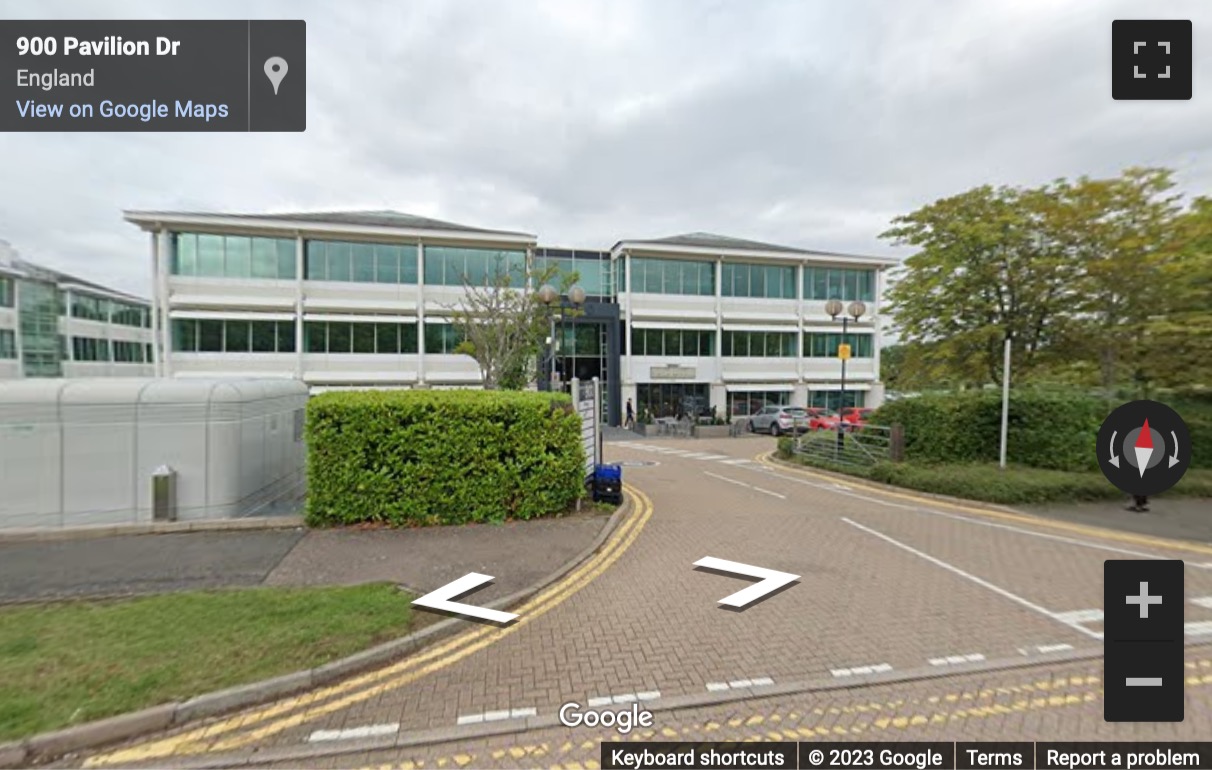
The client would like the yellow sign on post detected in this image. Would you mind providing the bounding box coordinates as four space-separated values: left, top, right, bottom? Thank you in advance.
837 343 852 360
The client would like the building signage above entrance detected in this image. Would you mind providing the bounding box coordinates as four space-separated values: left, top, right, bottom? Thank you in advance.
650 365 696 380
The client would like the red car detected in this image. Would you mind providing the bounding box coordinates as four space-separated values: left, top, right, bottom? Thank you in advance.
841 407 874 428
813 407 873 432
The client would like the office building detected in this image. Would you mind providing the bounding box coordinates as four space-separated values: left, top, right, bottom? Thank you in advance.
124 210 895 425
0 241 153 380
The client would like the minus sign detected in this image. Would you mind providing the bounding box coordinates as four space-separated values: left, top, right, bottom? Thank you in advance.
1125 678 1164 686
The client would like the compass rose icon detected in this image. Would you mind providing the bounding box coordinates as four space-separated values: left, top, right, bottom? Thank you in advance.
1098 400 1190 496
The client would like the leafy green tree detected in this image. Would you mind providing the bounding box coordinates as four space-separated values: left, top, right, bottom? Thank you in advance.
881 185 1078 387
448 260 577 390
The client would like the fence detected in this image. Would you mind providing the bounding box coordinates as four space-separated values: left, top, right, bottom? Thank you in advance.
791 424 904 468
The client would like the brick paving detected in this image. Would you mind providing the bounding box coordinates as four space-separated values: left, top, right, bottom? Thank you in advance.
75 437 1212 768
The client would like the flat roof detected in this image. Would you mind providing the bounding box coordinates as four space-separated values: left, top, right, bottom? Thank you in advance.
612 231 898 266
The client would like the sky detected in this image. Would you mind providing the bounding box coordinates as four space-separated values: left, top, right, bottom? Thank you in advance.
1 0 1211 299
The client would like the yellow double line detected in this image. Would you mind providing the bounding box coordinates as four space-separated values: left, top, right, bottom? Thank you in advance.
86 485 655 767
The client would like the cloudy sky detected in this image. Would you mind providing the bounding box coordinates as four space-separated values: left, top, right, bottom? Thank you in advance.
2 0 1210 298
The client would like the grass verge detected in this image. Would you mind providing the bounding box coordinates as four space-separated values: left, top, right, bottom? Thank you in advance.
0 583 416 742
775 437 1212 504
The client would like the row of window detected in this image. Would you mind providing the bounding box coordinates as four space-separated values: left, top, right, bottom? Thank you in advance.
727 390 790 417
627 259 877 300
534 250 612 296
173 233 298 280
803 267 875 302
631 328 874 358
0 328 14 358
170 318 473 356
629 257 715 296
71 336 154 363
306 240 419 284
722 263 796 299
70 295 151 327
0 276 13 308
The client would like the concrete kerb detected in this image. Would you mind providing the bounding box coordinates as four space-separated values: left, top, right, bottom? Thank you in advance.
0 516 306 544
4 497 635 769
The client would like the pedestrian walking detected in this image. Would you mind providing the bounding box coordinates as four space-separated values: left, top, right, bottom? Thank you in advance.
1128 494 1150 513
624 398 635 429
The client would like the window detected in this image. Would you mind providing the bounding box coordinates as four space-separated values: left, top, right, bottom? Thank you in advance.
302 321 418 354
0 329 15 358
629 327 714 356
808 390 866 410
171 233 297 279
424 246 526 287
71 294 109 322
803 267 876 301
722 263 795 299
722 330 795 357
0 276 13 307
304 240 419 284
113 341 147 363
802 332 874 358
616 258 626 295
424 322 466 354
728 390 790 417
71 336 111 362
110 301 150 328
535 249 612 296
172 319 296 353
627 257 715 296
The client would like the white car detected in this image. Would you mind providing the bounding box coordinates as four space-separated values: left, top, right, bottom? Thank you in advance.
746 406 810 436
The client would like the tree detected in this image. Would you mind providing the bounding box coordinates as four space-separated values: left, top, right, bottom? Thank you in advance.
447 258 577 390
881 184 1078 387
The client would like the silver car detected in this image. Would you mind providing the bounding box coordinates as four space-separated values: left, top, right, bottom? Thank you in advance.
746 405 809 436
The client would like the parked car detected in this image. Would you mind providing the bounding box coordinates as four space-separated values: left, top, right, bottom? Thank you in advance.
808 409 839 431
840 407 874 430
746 405 810 436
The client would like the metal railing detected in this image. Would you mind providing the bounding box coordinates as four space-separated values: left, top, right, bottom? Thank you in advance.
791 424 903 468
652 417 694 437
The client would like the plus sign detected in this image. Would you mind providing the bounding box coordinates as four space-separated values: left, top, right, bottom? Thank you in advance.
1127 581 1163 618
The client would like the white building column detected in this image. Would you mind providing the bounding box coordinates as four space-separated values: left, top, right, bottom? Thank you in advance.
416 241 426 386
157 229 172 377
294 235 305 380
796 262 805 388
623 251 632 384
712 256 724 417
148 234 161 376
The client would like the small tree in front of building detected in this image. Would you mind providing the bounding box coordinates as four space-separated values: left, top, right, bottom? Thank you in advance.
448 257 578 390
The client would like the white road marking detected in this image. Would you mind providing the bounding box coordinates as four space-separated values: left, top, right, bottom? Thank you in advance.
704 471 752 489
705 677 775 692
1026 643 1075 654
928 653 986 666
681 452 714 459
308 723 399 742
1193 597 1212 609
587 691 661 706
1186 621 1212 637
455 708 536 726
700 454 731 461
831 663 893 678
1053 609 1104 624
753 486 787 499
842 518 1104 641
720 458 751 465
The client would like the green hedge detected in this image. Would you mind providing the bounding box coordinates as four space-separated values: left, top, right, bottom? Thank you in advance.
774 437 1212 504
305 390 585 527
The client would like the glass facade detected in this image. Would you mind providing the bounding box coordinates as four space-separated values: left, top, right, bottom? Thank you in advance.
728 390 790 417
304 321 418 354
615 258 626 295
111 301 151 328
803 332 874 358
72 336 111 362
636 383 711 420
722 330 797 357
803 266 876 301
534 249 612 296
722 263 796 299
630 328 714 357
807 390 866 410
629 257 714 296
70 294 150 327
17 279 61 377
423 322 466 354
424 247 526 287
305 240 419 284
173 319 297 353
0 328 15 359
0 276 13 307
71 294 108 322
172 233 297 280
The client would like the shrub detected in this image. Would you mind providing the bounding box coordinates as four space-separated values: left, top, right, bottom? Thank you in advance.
305 390 585 527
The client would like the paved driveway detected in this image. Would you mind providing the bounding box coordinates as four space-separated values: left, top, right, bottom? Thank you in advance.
78 437 1212 769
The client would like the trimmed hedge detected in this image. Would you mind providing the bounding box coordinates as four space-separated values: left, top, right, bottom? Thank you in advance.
305 390 585 527
774 437 1212 505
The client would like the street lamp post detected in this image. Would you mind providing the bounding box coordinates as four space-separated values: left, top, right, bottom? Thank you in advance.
538 283 586 392
825 298 866 456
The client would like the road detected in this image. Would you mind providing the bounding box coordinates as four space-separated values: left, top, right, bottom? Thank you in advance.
76 436 1212 769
